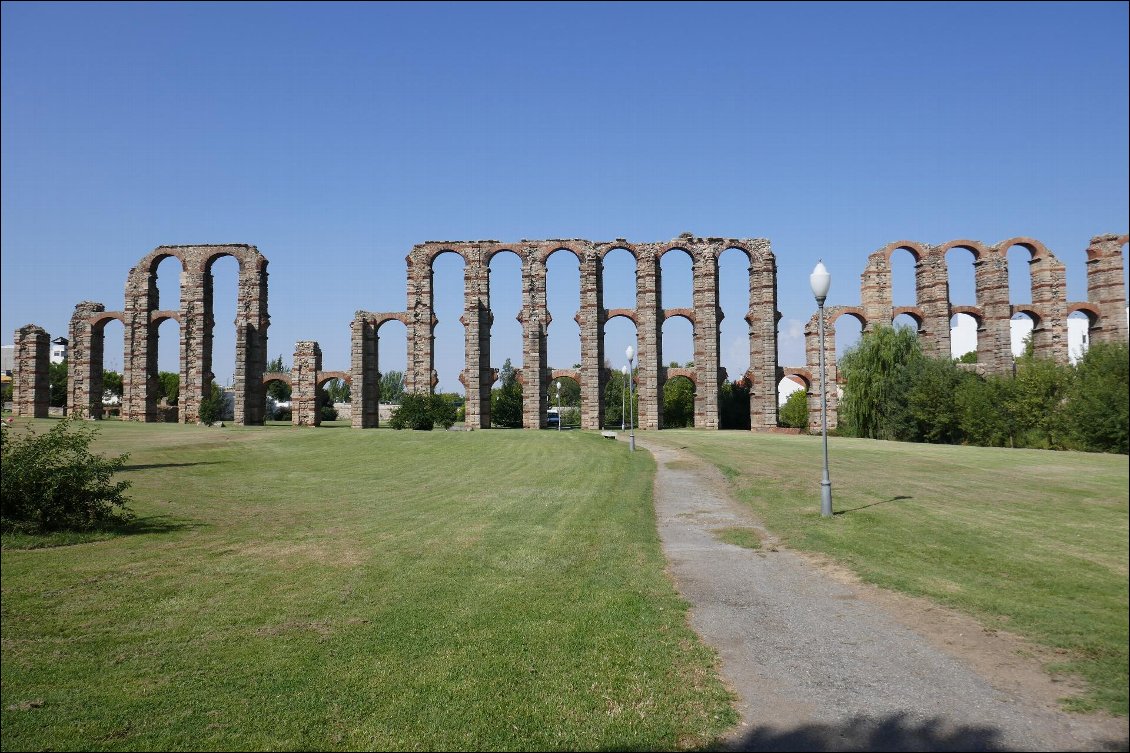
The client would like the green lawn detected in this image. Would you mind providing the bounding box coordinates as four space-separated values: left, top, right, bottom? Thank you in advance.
1 420 736 751
649 430 1130 716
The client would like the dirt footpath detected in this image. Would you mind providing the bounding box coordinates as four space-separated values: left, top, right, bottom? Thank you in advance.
637 436 1128 752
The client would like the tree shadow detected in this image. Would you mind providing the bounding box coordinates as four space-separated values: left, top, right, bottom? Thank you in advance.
120 461 224 471
835 496 913 515
707 712 1015 752
115 515 209 537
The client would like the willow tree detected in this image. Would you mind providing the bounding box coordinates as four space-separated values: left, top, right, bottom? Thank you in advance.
838 324 922 440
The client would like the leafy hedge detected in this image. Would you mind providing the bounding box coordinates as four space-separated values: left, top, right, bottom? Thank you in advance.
1 418 133 533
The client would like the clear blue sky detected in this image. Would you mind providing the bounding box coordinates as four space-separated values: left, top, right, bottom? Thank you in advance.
3 2 1127 392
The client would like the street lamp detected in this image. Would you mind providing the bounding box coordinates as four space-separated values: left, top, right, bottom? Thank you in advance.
555 380 562 431
810 261 833 518
625 345 635 451
620 365 628 431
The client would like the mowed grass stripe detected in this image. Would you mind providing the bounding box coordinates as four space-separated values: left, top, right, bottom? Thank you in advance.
1 422 735 751
653 430 1129 716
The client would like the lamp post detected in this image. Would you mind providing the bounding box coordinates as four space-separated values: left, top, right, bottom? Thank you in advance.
620 365 628 431
625 346 635 451
555 380 561 431
810 261 833 518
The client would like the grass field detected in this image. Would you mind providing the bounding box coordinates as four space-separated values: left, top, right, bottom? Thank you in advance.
649 430 1130 716
0 420 736 751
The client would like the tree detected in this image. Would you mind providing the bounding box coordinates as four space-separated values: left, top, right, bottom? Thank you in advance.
955 374 1019 448
662 377 695 428
906 357 970 444
779 388 808 430
265 355 291 402
49 359 68 407
719 379 751 430
1012 352 1073 449
838 325 923 440
379 370 405 404
198 379 225 426
955 351 978 364
1067 342 1129 454
156 371 179 405
491 359 523 428
388 392 457 430
324 377 350 405
1 417 133 533
103 370 123 398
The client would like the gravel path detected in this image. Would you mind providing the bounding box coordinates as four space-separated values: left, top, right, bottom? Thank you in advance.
637 436 1127 752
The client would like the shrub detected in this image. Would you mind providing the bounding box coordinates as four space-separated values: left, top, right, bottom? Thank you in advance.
1067 342 1129 454
779 388 808 430
198 380 225 426
1 417 133 533
320 403 338 422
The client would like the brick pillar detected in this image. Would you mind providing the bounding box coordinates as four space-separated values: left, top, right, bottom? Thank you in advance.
804 311 838 431
68 302 106 419
692 244 721 429
578 248 604 430
122 261 159 421
234 253 270 425
405 251 435 395
1085 234 1128 344
350 312 379 428
918 250 951 359
861 251 893 325
747 242 778 429
181 266 208 425
292 341 322 427
635 245 662 430
462 249 491 429
1029 249 1069 362
976 250 1011 374
13 324 50 418
521 249 549 428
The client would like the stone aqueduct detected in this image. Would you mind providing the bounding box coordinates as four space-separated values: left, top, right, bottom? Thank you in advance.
10 233 1128 431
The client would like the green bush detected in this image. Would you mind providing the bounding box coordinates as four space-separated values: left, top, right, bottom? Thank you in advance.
198 381 225 426
1067 342 1129 454
389 393 457 430
1 417 133 533
779 388 808 430
320 403 338 422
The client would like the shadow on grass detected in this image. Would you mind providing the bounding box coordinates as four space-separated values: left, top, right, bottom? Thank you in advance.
703 712 1020 752
120 515 209 536
121 461 224 471
835 495 913 515
1 515 207 550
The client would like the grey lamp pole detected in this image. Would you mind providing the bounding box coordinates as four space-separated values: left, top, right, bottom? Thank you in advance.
556 380 561 431
625 345 635 451
810 261 833 518
620 365 628 431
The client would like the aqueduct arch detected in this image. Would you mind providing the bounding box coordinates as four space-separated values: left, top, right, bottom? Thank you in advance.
64 245 269 425
14 232 1120 432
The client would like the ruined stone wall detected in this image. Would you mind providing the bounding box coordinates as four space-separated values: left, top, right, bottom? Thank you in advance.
789 234 1127 431
110 245 269 425
292 341 322 427
389 235 777 431
13 324 50 417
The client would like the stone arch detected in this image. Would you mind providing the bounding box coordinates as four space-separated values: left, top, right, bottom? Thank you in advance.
891 307 924 330
350 311 409 428
1082 234 1128 344
662 308 695 325
121 244 268 425
996 237 1067 361
661 371 696 428
606 308 638 325
67 304 127 419
262 372 292 387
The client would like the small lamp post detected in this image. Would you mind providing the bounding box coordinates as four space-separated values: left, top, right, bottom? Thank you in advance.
810 261 833 518
555 380 562 431
625 345 635 451
620 364 628 431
